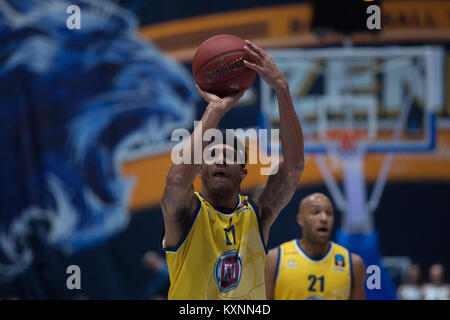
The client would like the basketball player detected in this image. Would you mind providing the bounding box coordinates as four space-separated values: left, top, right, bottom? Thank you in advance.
265 193 366 300
161 40 304 299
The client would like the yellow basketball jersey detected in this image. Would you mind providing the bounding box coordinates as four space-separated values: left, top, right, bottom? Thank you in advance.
164 192 267 300
273 240 352 300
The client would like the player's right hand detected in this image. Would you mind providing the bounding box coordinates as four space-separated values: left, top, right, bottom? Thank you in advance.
196 84 245 113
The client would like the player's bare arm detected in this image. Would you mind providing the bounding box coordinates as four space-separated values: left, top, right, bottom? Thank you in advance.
161 87 245 248
350 253 366 300
264 247 279 300
244 40 305 244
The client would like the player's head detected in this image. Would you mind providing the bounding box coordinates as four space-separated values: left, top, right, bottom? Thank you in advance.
296 193 334 244
200 129 248 199
429 263 445 285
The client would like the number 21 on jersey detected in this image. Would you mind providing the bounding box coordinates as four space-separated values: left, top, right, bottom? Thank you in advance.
308 275 325 292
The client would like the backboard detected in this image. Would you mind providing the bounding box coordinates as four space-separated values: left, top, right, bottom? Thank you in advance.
259 46 444 232
260 46 444 155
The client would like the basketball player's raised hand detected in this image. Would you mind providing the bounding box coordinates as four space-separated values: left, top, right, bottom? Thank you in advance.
243 40 287 90
196 84 246 113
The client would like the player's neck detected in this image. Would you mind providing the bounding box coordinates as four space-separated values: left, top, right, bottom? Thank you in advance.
201 189 240 210
298 239 331 259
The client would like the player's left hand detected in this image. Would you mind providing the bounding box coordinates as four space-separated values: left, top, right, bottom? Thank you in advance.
243 40 287 91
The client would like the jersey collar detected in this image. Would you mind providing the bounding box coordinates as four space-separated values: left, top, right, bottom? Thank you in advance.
294 240 334 263
199 193 242 216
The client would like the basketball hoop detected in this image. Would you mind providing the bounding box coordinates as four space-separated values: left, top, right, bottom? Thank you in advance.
325 129 368 151
261 46 439 232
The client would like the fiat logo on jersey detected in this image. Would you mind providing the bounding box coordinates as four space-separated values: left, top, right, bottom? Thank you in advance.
214 250 242 293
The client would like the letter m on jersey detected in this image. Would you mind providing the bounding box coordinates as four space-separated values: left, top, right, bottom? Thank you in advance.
214 250 242 293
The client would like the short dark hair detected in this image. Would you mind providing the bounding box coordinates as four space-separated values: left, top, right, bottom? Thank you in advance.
206 128 247 167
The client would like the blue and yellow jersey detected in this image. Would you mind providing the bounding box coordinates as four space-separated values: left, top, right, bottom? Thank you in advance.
163 192 267 300
273 240 352 300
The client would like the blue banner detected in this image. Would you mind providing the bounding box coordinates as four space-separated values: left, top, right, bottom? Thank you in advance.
0 0 197 282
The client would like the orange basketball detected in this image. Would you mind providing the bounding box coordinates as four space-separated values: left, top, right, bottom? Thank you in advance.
192 34 256 98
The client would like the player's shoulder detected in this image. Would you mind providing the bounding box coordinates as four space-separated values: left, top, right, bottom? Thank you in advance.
331 242 365 268
332 242 358 257
268 239 296 256
349 252 365 272
278 239 297 250
330 241 348 252
349 252 364 263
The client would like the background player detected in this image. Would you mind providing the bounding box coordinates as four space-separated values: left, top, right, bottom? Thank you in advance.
161 40 304 299
265 193 366 300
